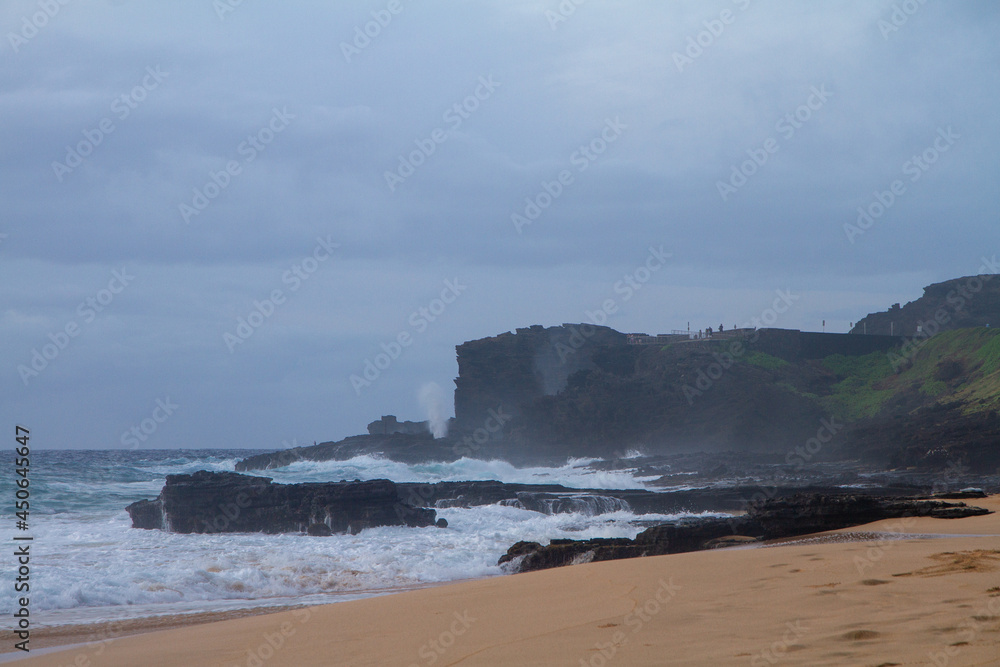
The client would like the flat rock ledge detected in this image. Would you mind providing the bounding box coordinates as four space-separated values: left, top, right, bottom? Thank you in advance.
126 471 437 535
498 494 991 573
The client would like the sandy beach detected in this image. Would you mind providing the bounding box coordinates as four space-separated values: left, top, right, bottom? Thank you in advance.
9 496 1000 666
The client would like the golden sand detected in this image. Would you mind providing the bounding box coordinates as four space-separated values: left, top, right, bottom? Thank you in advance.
10 496 1000 666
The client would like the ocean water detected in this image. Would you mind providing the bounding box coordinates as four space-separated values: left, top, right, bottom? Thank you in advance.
0 450 714 626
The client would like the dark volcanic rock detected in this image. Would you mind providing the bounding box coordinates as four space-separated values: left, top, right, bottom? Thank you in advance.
396 480 678 515
851 274 1000 337
235 433 461 471
745 493 990 539
843 402 1000 472
126 498 164 530
453 323 626 431
397 480 933 517
125 471 436 535
500 517 760 572
500 494 991 573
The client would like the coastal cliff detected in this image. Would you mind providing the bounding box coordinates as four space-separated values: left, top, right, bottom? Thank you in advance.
851 273 999 336
236 275 1000 473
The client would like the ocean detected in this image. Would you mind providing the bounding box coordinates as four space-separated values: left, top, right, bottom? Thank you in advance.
0 449 718 628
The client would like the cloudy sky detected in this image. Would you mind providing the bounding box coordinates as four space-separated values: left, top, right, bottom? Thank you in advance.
2 0 997 450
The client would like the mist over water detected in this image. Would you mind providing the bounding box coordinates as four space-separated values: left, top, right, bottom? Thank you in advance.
418 382 449 438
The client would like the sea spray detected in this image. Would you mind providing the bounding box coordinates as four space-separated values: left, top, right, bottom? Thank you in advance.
6 449 717 626
418 382 449 438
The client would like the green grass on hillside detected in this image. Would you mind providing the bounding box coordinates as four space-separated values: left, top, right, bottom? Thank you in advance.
974 332 1000 375
742 350 788 370
821 351 896 420
823 328 1000 420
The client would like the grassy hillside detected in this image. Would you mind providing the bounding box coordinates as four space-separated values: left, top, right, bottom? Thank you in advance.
822 328 1000 471
843 328 1000 416
469 324 999 467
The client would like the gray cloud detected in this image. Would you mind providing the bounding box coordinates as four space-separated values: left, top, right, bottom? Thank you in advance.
2 0 998 449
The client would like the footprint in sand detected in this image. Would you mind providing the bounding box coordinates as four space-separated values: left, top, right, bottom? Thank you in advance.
892 550 1000 578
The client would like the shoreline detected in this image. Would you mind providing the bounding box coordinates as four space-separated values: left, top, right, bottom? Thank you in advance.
0 606 307 656
10 495 1000 665
0 579 473 657
0 531 958 656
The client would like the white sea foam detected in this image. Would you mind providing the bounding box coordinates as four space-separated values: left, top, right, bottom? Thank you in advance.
265 455 659 489
0 450 701 624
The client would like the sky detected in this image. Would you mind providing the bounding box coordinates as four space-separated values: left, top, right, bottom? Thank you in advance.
2 0 998 450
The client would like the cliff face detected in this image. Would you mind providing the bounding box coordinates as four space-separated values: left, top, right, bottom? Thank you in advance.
449 326 904 460
851 274 1000 336
453 324 626 430
447 322 1000 470
233 275 1000 472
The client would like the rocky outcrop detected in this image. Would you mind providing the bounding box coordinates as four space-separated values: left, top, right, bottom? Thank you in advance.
396 481 931 516
851 274 1000 337
499 494 991 573
367 415 430 436
126 471 436 535
232 294 1000 470
235 433 462 470
453 324 626 432
843 402 1000 472
744 493 990 539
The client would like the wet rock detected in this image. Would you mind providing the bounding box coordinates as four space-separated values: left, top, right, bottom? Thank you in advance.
500 494 991 573
125 471 436 535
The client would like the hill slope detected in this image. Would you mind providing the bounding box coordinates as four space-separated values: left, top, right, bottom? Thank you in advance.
850 272 999 336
